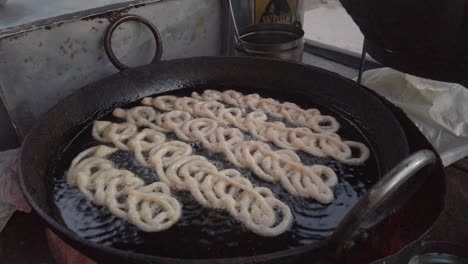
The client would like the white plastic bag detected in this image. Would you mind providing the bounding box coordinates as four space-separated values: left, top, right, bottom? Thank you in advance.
361 68 468 167
0 148 31 232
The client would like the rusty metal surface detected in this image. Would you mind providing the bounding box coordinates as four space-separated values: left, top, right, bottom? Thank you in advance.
0 0 160 38
0 0 223 137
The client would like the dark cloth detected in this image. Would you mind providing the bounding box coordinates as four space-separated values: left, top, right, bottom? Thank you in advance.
340 0 466 83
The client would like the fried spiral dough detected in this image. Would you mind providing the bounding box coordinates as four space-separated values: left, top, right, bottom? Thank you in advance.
112 109 338 203
150 141 293 236
192 89 340 133
142 96 369 165
67 145 182 232
92 121 293 236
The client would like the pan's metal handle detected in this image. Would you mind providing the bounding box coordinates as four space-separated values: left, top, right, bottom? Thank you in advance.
330 149 437 254
104 14 163 71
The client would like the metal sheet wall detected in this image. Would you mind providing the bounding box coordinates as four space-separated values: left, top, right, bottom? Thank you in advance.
0 0 224 137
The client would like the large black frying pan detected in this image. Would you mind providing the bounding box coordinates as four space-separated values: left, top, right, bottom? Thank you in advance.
18 56 445 263
18 13 445 264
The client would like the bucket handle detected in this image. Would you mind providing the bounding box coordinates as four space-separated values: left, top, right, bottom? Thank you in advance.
290 0 303 28
104 14 163 71
227 0 250 54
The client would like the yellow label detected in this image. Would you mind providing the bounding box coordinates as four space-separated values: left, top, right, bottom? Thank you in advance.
254 0 298 24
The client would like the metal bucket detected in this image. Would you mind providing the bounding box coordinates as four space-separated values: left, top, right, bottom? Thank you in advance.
234 23 304 61
229 0 304 62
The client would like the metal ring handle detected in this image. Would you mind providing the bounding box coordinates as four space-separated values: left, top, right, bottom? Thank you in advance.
104 15 163 71
331 149 437 251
